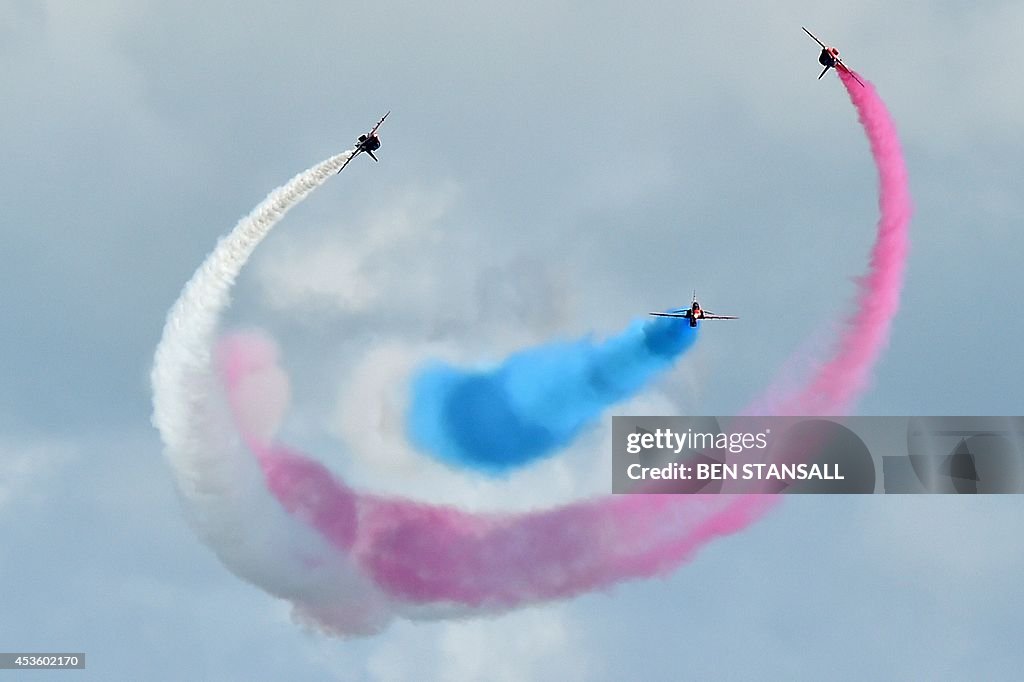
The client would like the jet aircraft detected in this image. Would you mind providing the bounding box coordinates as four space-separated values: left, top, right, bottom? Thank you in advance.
802 27 864 86
336 111 390 174
650 292 738 328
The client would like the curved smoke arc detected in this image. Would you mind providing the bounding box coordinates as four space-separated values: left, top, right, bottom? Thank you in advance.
153 70 910 634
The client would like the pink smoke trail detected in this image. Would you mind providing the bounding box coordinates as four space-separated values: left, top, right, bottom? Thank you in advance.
219 331 769 609
209 68 910 625
759 69 912 416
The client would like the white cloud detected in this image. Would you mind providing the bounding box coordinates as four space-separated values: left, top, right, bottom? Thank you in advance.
0 436 75 514
438 607 591 682
255 182 459 316
362 606 593 682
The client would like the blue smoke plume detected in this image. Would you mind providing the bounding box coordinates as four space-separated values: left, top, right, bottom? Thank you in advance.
407 316 697 474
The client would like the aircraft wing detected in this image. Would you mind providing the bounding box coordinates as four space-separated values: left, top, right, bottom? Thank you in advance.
368 111 391 137
702 314 738 320
802 26 828 49
649 308 692 318
335 148 362 174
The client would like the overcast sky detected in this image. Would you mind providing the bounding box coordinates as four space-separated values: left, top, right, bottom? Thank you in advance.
1 1 1022 680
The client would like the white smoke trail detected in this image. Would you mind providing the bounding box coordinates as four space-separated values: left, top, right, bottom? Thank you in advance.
152 153 349 524
151 152 401 635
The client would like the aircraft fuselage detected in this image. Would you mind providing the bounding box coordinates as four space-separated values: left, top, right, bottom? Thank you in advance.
358 134 382 152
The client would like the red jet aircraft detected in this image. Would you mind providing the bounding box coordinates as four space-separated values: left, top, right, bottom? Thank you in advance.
337 112 390 174
649 292 738 328
802 27 864 86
